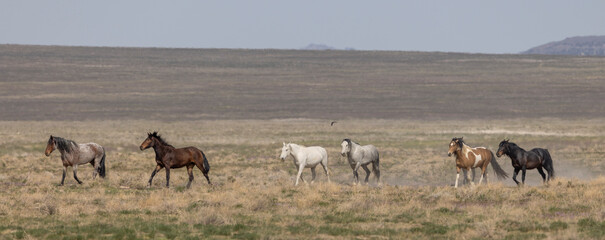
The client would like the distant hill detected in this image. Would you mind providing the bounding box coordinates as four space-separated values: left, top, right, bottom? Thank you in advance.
523 36 605 56
300 43 355 51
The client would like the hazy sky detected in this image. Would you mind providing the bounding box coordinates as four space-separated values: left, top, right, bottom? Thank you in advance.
2 1 605 53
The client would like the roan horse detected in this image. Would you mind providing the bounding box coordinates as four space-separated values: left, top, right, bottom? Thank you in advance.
45 135 106 185
448 137 508 188
496 139 555 186
280 142 330 186
140 132 210 188
340 139 380 185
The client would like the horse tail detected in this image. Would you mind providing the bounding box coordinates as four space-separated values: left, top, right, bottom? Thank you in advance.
489 151 508 180
542 149 555 179
201 151 210 174
98 147 106 178
372 152 380 181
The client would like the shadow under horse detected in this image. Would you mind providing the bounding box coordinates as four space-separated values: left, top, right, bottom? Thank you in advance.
140 132 211 188
496 139 555 186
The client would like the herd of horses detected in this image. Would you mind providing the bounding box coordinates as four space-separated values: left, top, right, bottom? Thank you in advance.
44 132 555 188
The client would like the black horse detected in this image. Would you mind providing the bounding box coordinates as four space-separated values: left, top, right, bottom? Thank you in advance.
496 139 555 186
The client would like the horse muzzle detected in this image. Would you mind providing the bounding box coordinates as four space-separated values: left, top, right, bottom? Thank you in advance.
496 152 503 157
447 153 452 157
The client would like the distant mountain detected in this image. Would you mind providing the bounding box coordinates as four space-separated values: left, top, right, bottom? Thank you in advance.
523 36 605 56
300 43 355 51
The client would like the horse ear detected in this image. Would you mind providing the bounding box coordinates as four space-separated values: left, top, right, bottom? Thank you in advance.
283 142 285 146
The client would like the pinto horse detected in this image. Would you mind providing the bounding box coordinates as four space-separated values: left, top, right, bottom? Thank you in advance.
140 132 211 188
45 135 106 185
496 139 555 186
448 137 508 188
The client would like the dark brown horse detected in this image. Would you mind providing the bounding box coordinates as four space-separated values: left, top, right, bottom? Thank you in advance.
496 139 555 186
140 132 210 188
448 137 508 188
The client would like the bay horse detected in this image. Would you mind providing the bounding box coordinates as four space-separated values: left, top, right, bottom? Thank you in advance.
448 137 508 188
341 139 380 185
45 135 106 185
496 139 555 186
140 132 210 188
280 142 330 186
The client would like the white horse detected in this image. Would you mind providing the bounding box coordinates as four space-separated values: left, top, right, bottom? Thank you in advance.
280 142 330 186
341 139 380 185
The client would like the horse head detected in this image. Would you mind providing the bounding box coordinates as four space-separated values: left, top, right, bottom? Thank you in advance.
447 137 463 157
341 139 352 156
279 142 290 161
45 135 55 156
140 132 158 151
496 139 510 157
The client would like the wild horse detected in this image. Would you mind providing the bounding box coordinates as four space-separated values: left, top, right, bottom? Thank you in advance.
280 142 330 186
496 139 555 186
448 137 508 188
140 132 211 188
341 139 380 185
45 135 106 185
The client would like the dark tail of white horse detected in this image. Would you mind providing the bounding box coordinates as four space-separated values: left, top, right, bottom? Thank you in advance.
372 153 380 181
98 148 106 178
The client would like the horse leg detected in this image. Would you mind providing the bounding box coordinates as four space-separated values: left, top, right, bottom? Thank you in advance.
465 168 474 186
521 165 527 186
91 161 97 180
148 165 163 187
455 167 461 188
361 165 371 184
295 164 305 186
537 167 547 184
353 163 361 185
186 165 194 189
478 167 487 185
512 168 520 186
60 166 67 186
73 165 83 184
193 160 211 185
310 167 317 183
320 162 330 183
165 167 171 188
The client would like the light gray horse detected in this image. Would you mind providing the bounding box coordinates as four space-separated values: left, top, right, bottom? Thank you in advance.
280 142 330 186
45 135 106 185
341 139 380 185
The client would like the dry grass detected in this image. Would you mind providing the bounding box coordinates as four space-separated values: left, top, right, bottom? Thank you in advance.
0 119 604 239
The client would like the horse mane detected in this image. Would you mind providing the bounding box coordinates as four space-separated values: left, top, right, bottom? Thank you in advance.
149 131 174 148
51 136 76 154
343 138 359 146
506 141 524 151
452 137 465 148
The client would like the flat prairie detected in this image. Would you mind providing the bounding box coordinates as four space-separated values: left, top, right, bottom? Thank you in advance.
0 45 604 239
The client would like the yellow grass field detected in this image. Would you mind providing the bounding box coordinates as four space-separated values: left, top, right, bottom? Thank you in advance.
1 45 605 239
1 119 604 239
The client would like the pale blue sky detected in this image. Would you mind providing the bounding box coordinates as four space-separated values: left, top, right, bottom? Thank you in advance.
2 1 605 53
